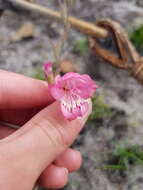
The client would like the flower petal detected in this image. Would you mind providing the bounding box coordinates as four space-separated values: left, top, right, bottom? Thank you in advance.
61 94 89 120
55 75 62 83
62 72 80 80
50 85 65 100
73 77 98 99
48 72 97 120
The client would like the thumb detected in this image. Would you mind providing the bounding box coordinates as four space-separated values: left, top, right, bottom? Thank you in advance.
0 101 91 182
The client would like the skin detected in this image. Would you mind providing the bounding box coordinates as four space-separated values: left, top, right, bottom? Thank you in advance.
0 70 91 190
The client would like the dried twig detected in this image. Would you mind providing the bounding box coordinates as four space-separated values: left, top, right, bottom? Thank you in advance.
90 19 143 85
8 0 108 38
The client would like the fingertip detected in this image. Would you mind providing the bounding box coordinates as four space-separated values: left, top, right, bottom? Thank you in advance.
55 148 82 172
39 164 68 189
78 98 92 125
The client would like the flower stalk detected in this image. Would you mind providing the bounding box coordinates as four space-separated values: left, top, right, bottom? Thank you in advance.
42 0 98 120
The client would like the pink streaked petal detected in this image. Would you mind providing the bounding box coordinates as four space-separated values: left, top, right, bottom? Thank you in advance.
55 75 76 89
71 101 89 118
81 74 93 81
55 75 62 83
61 101 77 120
62 72 81 81
74 80 98 99
61 94 89 120
80 74 98 88
50 85 65 100
73 88 89 99
78 76 98 89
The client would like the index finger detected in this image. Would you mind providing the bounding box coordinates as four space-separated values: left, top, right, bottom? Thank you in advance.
0 70 53 109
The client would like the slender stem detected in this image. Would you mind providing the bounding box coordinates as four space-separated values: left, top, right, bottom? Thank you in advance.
9 0 108 38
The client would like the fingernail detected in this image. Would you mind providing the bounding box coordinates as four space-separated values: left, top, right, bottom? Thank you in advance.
62 167 69 174
79 99 92 125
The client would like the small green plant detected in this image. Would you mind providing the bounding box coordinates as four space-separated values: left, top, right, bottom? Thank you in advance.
73 38 89 56
31 67 45 81
105 145 143 172
130 25 143 49
89 95 112 120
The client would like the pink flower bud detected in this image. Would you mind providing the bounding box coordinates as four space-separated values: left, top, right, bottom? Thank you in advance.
43 62 53 77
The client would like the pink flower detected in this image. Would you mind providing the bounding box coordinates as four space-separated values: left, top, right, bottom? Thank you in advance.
43 62 53 77
50 72 98 120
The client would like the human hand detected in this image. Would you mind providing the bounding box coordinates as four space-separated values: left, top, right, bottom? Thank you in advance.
0 70 91 190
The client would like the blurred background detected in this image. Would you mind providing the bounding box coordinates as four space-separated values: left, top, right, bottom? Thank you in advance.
1 0 143 189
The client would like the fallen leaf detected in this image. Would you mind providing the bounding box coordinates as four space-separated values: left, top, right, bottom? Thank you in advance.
11 23 35 42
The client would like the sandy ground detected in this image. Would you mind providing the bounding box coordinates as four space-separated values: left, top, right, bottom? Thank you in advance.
1 0 143 190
